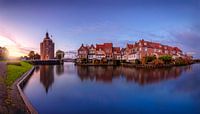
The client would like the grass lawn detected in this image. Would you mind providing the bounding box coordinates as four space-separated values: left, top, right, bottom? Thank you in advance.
6 61 33 86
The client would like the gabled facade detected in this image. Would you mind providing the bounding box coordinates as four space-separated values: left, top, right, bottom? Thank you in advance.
113 47 121 60
121 48 126 61
104 43 113 60
88 44 96 61
77 39 185 63
96 44 106 60
125 44 140 62
78 44 88 59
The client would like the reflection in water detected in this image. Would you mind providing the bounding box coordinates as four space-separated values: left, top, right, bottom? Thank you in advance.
77 65 192 85
23 63 200 114
56 65 64 76
40 65 54 93
38 64 192 92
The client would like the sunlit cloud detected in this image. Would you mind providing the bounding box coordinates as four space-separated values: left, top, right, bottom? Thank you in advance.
0 35 33 57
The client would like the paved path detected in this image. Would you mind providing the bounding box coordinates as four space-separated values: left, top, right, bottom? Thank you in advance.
0 62 29 114
0 62 6 78
0 62 8 113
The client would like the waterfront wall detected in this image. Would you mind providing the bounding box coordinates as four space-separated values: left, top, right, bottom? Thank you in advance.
27 59 63 65
17 67 38 114
76 62 193 68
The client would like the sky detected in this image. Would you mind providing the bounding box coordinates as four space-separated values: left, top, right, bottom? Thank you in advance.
0 0 200 58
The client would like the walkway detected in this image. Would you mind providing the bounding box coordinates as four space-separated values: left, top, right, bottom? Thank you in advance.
0 62 29 114
0 62 8 113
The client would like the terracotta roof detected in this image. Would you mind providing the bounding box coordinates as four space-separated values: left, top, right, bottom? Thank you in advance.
127 44 134 49
89 44 95 49
173 47 182 52
96 44 104 50
113 47 121 53
96 43 113 50
78 44 88 51
104 43 113 47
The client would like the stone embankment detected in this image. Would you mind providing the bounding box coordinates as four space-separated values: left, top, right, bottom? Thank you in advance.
0 62 30 114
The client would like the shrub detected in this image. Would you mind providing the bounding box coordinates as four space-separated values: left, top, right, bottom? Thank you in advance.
152 59 164 65
145 55 156 63
174 57 190 65
159 55 172 64
135 59 141 64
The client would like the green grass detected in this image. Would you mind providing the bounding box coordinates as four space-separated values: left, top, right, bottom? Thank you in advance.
5 61 32 86
0 60 7 62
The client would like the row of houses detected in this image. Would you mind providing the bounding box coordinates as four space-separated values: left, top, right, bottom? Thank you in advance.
77 39 185 63
78 43 121 63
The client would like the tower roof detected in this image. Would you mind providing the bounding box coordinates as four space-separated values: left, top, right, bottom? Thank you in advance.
44 32 50 39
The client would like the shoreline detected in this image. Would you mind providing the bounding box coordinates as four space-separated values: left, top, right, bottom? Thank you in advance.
0 62 37 114
2 61 196 113
76 62 194 68
16 67 38 114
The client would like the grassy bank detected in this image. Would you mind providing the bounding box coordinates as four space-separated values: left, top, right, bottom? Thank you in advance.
6 61 32 86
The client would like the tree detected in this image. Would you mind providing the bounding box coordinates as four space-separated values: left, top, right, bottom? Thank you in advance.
0 47 9 60
28 51 35 59
145 55 156 63
34 53 41 60
159 55 172 64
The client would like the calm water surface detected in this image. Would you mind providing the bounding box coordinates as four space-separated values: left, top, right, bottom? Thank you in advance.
23 63 200 114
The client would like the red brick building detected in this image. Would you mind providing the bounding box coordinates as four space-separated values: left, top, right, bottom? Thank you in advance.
40 32 55 60
96 44 106 60
103 43 113 60
77 39 184 62
88 44 96 61
137 39 183 59
77 44 88 59
113 47 121 60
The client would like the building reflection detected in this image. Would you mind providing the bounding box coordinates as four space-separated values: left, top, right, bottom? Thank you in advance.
40 65 54 93
77 65 192 85
77 66 121 83
56 65 64 76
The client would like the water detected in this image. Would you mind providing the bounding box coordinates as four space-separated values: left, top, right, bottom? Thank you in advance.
23 63 200 114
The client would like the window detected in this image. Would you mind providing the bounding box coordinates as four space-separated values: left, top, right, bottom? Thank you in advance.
139 48 142 51
145 48 147 51
144 42 147 45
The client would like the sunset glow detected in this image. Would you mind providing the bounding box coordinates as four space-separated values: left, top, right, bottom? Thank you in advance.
0 0 200 114
0 35 26 57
